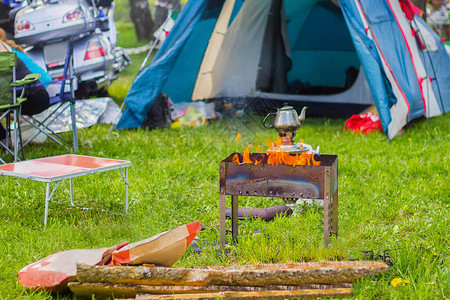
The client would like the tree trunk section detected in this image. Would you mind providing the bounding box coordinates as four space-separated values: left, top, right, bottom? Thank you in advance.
154 0 181 30
411 0 427 20
68 282 352 298
75 261 388 286
411 0 426 12
129 0 154 41
134 288 353 299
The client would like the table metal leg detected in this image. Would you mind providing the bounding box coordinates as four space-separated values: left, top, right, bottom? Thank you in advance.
231 195 238 243
125 167 128 212
44 183 50 226
120 168 129 212
44 180 62 226
70 178 74 207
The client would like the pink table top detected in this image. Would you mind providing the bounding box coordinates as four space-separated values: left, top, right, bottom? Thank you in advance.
0 154 130 182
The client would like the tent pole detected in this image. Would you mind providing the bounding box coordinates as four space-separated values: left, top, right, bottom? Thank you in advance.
109 1 181 132
109 101 126 133
139 1 181 72
139 36 161 72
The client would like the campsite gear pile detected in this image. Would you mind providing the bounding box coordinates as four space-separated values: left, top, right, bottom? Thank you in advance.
116 0 450 140
17 221 202 292
68 261 388 299
263 104 309 153
32 97 121 139
219 152 338 248
142 94 215 130
171 106 207 128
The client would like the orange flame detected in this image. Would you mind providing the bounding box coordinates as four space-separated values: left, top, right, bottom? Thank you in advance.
232 133 320 167
233 149 320 167
235 132 241 142
242 147 253 164
266 137 282 150
267 151 320 166
234 136 320 166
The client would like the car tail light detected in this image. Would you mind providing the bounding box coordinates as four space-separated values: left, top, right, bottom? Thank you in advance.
63 7 83 23
16 20 34 33
84 41 106 60
47 61 65 69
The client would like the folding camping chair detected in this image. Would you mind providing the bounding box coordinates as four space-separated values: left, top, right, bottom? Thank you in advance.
0 51 41 164
20 40 79 152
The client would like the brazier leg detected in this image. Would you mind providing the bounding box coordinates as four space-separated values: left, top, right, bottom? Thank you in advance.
323 167 331 247
332 190 338 236
219 193 226 250
231 195 238 243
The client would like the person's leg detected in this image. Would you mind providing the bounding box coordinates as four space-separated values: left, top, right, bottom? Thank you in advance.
443 25 450 41
21 85 50 115
0 123 6 140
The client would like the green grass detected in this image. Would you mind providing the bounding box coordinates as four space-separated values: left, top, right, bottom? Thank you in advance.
1 114 448 299
1 12 449 299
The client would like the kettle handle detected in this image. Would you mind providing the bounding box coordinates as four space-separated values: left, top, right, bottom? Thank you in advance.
263 112 276 129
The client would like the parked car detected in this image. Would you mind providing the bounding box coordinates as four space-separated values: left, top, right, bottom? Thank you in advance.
14 0 129 97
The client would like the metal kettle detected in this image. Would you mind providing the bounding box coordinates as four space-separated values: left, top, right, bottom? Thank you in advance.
263 104 307 133
263 103 308 153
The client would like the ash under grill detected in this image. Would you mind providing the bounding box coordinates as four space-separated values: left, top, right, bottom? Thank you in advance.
219 153 338 248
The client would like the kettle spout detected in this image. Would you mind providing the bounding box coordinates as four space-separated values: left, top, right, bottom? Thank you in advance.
298 107 308 124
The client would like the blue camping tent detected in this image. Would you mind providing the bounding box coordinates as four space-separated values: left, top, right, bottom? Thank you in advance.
117 0 450 139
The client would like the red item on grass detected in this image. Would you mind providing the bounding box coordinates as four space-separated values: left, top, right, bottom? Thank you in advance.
110 220 202 267
17 243 127 292
343 113 383 135
17 221 201 291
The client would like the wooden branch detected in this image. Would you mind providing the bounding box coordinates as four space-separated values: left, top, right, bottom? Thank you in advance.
68 282 352 299
76 261 388 286
133 288 353 299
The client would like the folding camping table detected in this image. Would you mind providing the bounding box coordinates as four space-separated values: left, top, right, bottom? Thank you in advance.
0 154 130 225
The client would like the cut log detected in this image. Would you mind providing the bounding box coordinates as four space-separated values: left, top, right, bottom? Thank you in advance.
133 288 353 299
68 282 352 298
76 261 388 286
